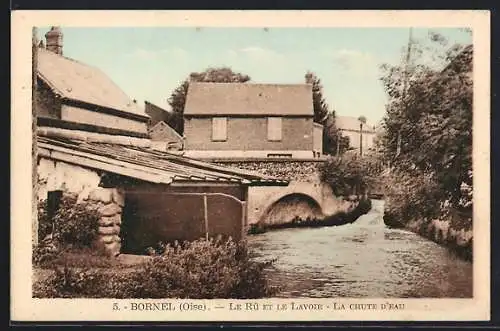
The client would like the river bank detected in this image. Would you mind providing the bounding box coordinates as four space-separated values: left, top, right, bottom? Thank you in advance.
249 198 372 234
383 209 473 262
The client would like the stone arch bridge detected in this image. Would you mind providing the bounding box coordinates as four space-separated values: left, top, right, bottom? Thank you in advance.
247 180 354 226
215 160 355 227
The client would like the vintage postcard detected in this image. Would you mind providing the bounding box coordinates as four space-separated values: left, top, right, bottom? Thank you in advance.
11 10 490 322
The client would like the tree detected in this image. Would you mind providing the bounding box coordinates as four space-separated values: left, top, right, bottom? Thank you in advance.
379 30 472 213
166 81 189 134
167 67 251 135
305 71 329 123
305 71 349 155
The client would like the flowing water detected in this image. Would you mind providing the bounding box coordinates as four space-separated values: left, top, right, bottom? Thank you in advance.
248 200 473 298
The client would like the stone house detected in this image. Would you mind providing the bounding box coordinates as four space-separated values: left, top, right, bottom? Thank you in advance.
34 27 287 256
148 121 184 151
183 82 323 160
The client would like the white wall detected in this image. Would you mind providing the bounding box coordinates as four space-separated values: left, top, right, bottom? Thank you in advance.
61 105 148 134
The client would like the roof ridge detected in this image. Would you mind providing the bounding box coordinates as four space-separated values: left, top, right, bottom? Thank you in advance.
37 48 145 115
39 47 97 69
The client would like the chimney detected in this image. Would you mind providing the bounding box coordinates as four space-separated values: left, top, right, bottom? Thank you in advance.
45 26 63 55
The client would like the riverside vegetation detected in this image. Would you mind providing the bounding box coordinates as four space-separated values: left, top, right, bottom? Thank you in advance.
377 31 473 261
32 194 277 299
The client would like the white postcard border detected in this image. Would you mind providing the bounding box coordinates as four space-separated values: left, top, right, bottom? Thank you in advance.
11 9 491 322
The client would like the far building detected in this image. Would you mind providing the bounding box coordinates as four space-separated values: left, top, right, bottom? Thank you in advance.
336 116 377 156
183 82 323 160
144 101 184 151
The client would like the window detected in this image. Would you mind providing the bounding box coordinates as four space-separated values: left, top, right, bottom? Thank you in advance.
212 117 227 141
267 117 282 141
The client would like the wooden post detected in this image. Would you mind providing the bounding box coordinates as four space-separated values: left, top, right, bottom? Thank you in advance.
203 194 208 240
32 27 39 246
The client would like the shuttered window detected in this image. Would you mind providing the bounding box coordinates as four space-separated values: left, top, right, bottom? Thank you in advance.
267 117 282 141
212 117 227 141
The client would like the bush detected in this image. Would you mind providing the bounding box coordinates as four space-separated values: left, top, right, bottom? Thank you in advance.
319 154 378 197
383 169 443 226
34 195 102 266
33 238 278 299
36 195 100 248
37 200 52 243
52 195 100 248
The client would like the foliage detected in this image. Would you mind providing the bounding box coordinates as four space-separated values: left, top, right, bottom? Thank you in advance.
167 67 251 135
33 195 101 266
37 199 52 243
305 71 329 123
33 238 278 299
53 195 100 247
164 80 188 134
379 30 473 217
319 154 376 197
382 169 443 225
305 71 350 155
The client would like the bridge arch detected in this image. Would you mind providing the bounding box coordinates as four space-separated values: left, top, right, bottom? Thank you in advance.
259 193 323 226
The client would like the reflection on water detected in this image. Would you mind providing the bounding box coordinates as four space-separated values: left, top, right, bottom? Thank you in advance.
248 200 472 298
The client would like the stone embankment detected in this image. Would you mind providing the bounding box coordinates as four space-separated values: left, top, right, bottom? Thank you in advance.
384 209 472 261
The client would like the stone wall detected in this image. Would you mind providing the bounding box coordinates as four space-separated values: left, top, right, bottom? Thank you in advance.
61 105 148 135
88 188 124 256
37 157 125 256
215 161 323 182
405 212 473 261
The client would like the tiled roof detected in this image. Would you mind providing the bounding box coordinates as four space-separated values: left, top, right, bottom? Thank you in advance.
37 48 147 117
148 121 183 140
336 116 376 133
37 135 288 186
145 100 174 126
184 82 314 116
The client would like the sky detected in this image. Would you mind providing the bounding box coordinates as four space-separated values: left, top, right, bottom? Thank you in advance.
37 27 471 125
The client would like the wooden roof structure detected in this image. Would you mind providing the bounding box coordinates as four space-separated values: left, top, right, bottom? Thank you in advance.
37 131 288 186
